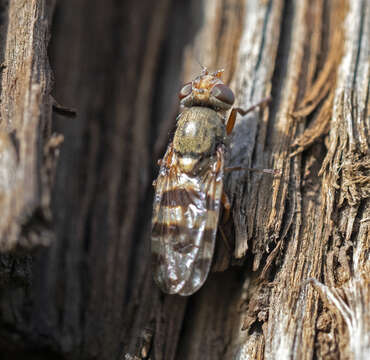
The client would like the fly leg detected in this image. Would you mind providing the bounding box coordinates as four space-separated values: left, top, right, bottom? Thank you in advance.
226 97 271 135
218 191 232 252
225 166 280 175
156 143 174 167
218 225 231 253
225 97 281 176
221 191 231 223
153 143 175 187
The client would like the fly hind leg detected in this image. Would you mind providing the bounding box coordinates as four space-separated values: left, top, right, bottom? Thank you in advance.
221 191 231 224
218 191 232 253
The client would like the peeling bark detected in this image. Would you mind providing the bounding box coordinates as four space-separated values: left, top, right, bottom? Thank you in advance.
0 0 368 359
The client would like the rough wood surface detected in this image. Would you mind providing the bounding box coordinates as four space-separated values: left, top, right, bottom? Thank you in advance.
0 0 368 359
0 0 56 252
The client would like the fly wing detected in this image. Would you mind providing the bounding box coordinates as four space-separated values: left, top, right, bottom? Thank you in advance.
151 145 224 296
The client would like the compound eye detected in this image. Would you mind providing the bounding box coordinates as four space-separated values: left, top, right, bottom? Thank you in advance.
179 82 192 100
210 84 235 105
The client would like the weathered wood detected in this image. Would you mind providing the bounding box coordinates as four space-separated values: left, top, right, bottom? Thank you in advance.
0 0 368 359
0 0 56 252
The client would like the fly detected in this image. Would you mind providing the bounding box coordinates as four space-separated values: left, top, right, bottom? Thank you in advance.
151 68 271 295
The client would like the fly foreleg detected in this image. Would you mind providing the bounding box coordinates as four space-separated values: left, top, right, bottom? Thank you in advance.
226 97 271 135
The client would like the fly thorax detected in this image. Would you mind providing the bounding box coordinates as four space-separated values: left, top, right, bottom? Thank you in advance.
173 107 226 160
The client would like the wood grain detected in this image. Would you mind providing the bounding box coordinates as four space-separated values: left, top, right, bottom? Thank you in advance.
0 0 56 251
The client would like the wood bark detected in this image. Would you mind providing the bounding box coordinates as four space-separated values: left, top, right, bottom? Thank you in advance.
0 0 369 359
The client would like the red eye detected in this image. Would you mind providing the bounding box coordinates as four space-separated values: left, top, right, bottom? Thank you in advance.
179 82 192 100
210 84 235 105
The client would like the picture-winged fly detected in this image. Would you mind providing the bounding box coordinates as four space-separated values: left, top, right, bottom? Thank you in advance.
151 68 271 295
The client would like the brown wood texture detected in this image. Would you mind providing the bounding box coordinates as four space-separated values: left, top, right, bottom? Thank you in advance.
0 0 369 359
0 0 56 251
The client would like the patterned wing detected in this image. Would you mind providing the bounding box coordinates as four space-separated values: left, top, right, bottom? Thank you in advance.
151 145 224 296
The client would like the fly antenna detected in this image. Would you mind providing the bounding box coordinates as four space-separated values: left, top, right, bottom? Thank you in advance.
194 55 208 75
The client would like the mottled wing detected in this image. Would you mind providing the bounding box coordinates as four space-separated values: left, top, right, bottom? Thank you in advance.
151 146 224 296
